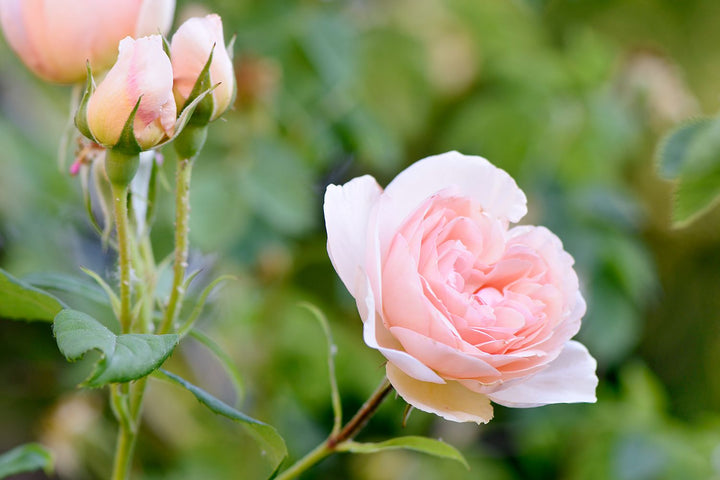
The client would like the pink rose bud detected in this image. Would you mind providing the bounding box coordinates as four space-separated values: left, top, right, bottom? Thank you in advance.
170 14 235 122
87 35 176 151
0 0 175 84
324 151 598 424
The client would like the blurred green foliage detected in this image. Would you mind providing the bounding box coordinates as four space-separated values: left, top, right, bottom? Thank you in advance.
2 0 720 478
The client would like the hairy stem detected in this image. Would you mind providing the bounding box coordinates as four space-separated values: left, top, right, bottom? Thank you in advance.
158 158 193 334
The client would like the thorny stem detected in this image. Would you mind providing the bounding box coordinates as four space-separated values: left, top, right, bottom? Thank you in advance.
158 158 193 334
275 378 393 480
110 182 132 333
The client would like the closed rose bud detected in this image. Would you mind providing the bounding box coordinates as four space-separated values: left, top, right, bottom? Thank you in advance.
87 35 176 151
170 14 234 123
0 0 175 84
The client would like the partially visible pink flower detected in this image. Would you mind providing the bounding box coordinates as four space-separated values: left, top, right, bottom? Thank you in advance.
0 0 175 84
170 14 234 121
87 35 176 150
324 151 597 424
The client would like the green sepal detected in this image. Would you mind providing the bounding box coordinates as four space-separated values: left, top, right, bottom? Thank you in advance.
74 62 97 141
80 160 105 239
182 44 216 127
53 309 179 388
226 36 238 108
161 35 171 59
153 83 217 150
174 124 208 159
105 149 140 188
112 96 143 155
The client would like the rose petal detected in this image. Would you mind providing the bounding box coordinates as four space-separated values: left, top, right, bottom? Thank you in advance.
357 274 446 384
386 362 494 424
324 175 382 298
487 340 597 407
389 326 501 381
377 151 527 256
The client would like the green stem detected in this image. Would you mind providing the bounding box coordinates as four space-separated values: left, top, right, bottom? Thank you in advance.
158 158 193 334
275 378 393 480
111 420 136 480
138 235 156 333
110 182 132 333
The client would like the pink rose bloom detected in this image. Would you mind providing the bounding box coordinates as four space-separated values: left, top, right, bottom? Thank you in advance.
324 151 597 423
87 35 176 150
170 14 235 122
0 0 175 84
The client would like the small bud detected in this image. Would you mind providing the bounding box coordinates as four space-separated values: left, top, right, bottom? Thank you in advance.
86 36 176 152
171 14 235 124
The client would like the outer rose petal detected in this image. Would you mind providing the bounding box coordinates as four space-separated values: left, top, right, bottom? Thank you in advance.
386 362 494 424
357 274 446 384
324 175 382 297
135 0 175 37
487 340 598 407
378 151 527 255
0 0 174 83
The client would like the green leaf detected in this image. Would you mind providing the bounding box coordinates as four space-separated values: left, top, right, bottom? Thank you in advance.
178 275 236 336
657 119 711 180
656 117 720 226
0 443 53 478
673 162 720 228
188 329 245 405
0 268 65 322
74 62 96 141
53 309 178 387
24 271 109 306
298 302 342 434
337 437 469 469
80 267 121 321
154 369 287 474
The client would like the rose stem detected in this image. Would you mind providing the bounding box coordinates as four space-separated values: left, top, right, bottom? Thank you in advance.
158 157 193 334
275 378 393 480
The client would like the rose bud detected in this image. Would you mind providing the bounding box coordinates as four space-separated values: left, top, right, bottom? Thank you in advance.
0 0 175 84
86 35 176 153
324 151 598 424
170 13 235 124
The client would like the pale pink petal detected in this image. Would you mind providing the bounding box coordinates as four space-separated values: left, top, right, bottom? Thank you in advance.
389 326 501 381
487 340 597 407
324 175 382 298
135 0 175 36
377 151 527 256
382 234 461 346
355 275 445 384
386 362 494 424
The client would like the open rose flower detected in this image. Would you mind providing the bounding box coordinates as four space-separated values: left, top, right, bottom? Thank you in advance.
0 0 175 84
324 151 597 423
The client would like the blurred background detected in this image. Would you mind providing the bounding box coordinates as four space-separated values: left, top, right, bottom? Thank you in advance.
2 0 720 478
